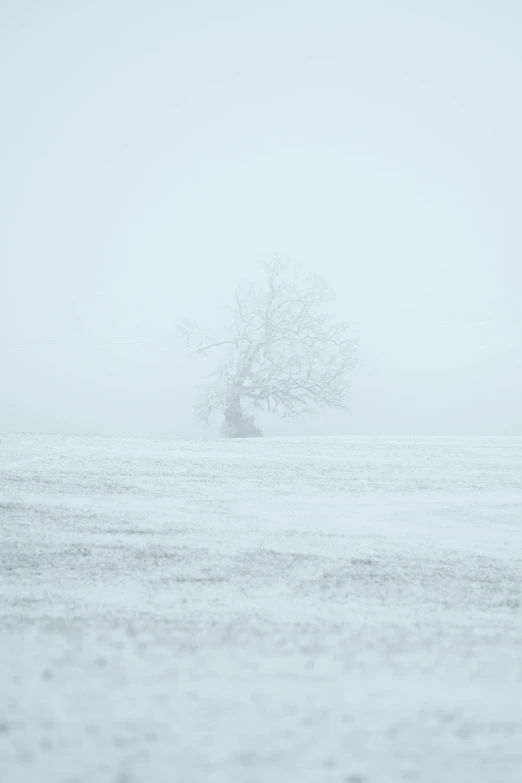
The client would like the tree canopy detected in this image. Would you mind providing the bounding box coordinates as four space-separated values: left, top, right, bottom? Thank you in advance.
182 261 358 437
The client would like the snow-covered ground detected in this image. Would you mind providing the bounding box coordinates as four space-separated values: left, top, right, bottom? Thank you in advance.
1 434 522 783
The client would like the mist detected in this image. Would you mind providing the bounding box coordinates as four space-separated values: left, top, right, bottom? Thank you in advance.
2 0 521 438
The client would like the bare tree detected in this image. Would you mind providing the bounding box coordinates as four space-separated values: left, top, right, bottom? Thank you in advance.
182 262 358 437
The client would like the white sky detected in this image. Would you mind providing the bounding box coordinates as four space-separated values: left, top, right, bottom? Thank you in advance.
1 0 521 437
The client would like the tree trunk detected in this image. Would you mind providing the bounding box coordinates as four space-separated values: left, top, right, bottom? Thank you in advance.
222 390 262 438
224 394 244 437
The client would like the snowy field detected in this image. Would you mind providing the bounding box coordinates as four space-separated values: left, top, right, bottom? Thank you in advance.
1 434 522 783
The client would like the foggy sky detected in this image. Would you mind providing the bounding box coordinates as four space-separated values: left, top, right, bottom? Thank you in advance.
2 0 521 438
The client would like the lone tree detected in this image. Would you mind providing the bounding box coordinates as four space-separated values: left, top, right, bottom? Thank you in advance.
182 262 358 437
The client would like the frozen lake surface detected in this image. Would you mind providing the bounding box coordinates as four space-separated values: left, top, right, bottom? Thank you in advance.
1 434 522 782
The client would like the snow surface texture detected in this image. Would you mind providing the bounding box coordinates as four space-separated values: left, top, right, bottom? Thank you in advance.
1 434 522 783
